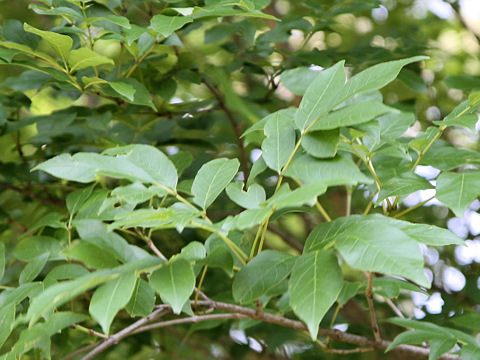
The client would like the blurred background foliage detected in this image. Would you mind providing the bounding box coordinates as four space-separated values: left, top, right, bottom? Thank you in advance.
0 0 480 359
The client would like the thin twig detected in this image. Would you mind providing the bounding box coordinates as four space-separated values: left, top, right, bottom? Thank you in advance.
0 182 65 207
366 272 382 342
385 298 405 318
393 196 435 218
202 79 250 182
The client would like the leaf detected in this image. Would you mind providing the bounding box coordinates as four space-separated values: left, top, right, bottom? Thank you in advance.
304 215 430 287
242 108 296 138
232 250 295 304
377 172 433 202
378 111 416 139
386 330 440 350
34 144 178 188
398 68 428 93
429 337 457 360
89 271 137 334
308 101 392 131
295 60 346 131
302 129 339 158
192 158 240 209
284 154 372 187
150 258 195 314
235 207 272 230
436 171 480 217
180 241 206 261
0 283 43 310
150 15 193 37
19 253 49 284
109 81 135 101
444 74 480 90
125 279 155 317
343 56 428 100
226 182 266 209
288 250 343 339
68 48 114 71
268 183 327 208
23 23 72 61
434 114 478 132
63 242 120 269
280 67 319 95
461 345 480 360
66 185 95 216
26 257 163 325
0 304 15 348
0 243 4 283
261 109 296 173
247 156 267 187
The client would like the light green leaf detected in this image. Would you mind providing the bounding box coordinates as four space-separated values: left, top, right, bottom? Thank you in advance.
66 185 95 216
308 101 392 131
288 250 343 339
268 183 327 208
343 56 428 100
68 48 114 71
398 68 428 93
0 283 42 310
0 304 15 348
302 129 339 158
378 111 416 139
285 154 372 186
233 250 295 304
19 253 49 284
304 215 430 287
150 258 195 314
242 108 296 138
26 257 163 325
226 182 266 209
247 156 267 187
386 330 439 351
89 271 137 334
192 158 240 209
34 144 178 188
150 15 193 37
461 345 480 360
434 114 478 132
125 279 155 317
24 23 72 61
295 61 346 131
436 171 480 217
280 67 318 95
111 183 166 204
236 207 272 230
429 337 457 360
180 242 206 261
63 242 120 269
109 80 136 101
262 109 296 173
0 243 4 283
377 172 433 203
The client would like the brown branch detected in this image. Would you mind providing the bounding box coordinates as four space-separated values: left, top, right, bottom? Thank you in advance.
60 342 101 360
202 79 250 182
267 224 303 253
79 305 171 360
0 182 65 207
76 299 460 360
366 272 382 342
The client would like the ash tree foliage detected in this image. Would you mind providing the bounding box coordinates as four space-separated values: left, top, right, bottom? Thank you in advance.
0 0 479 359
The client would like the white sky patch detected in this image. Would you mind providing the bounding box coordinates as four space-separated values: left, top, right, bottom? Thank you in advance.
372 5 388 22
414 165 441 179
455 239 480 265
250 149 262 163
427 0 454 19
465 210 480 235
403 189 441 207
448 217 469 239
425 292 444 314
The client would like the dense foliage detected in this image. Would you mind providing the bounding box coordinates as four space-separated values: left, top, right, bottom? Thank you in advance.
0 0 480 359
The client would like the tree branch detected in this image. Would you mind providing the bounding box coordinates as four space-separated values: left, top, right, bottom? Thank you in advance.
202 79 250 182
0 182 65 207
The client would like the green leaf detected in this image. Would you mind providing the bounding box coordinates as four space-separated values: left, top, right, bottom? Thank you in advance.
398 68 428 93
68 48 114 71
302 129 339 158
235 207 272 230
436 171 480 217
0 243 4 283
242 108 296 138
268 183 327 208
125 279 155 317
63 242 120 269
150 15 193 37
304 215 430 287
233 250 295 304
66 185 95 216
434 114 478 132
112 183 167 204
109 80 133 101
19 253 49 284
295 60 346 131
308 101 392 131
180 241 206 261
386 330 439 351
444 74 480 90
34 144 178 188
377 172 433 202
192 158 240 209
0 304 15 348
378 111 416 139
461 345 480 360
429 337 457 360
280 67 318 95
26 257 163 325
23 23 72 61
261 109 296 173
288 250 343 339
226 182 266 209
150 258 195 314
343 56 428 100
247 156 267 187
89 271 137 334
285 154 372 186
0 283 43 310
